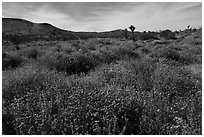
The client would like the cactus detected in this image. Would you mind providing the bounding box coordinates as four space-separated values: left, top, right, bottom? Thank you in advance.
129 25 135 40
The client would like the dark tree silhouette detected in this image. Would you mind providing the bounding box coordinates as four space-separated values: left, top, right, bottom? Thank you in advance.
129 25 135 40
187 25 190 30
122 29 128 39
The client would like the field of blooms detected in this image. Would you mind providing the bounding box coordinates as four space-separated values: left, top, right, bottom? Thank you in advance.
2 28 202 135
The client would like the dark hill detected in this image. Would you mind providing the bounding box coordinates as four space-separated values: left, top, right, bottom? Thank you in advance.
2 18 140 40
2 18 73 36
2 18 161 43
2 18 79 43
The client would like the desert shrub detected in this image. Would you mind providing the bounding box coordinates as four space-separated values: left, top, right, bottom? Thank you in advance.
159 29 176 40
161 49 180 61
151 48 179 60
52 45 62 52
96 46 140 64
78 45 90 54
180 37 202 46
114 47 140 59
2 52 24 70
99 50 118 63
71 52 98 73
138 32 158 40
178 51 201 65
23 47 40 60
63 46 76 54
141 48 151 54
70 41 81 49
187 45 202 56
86 43 96 50
2 52 7 59
150 47 197 65
39 52 98 74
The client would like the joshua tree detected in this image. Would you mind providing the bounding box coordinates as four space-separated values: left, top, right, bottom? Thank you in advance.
122 29 128 39
187 25 190 30
129 25 135 40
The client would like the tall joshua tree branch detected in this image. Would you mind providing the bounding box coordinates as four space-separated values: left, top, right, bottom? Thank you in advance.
187 25 190 30
129 25 135 40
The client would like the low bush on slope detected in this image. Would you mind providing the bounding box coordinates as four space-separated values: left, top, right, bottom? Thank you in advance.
2 52 24 70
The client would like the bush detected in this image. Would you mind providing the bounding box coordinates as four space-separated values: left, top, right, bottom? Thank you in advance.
97 47 140 64
138 32 158 40
39 52 98 74
63 46 76 54
23 47 40 60
180 37 202 46
141 48 151 54
2 52 7 59
114 47 140 59
2 52 24 70
150 47 197 65
159 30 176 40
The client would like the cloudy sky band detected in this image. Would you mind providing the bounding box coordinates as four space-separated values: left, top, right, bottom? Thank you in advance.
2 2 202 32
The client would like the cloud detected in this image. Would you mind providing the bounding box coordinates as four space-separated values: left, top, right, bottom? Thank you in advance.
24 4 76 30
2 2 202 32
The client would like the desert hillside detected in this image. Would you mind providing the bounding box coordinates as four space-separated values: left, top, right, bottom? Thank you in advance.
2 18 202 135
3 18 142 41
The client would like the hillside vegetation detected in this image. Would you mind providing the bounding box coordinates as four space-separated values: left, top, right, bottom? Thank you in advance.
2 26 202 135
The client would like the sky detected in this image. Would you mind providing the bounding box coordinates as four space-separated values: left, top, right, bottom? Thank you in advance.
2 2 202 32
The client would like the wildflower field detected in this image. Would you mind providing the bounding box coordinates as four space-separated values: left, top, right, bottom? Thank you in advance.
2 28 202 135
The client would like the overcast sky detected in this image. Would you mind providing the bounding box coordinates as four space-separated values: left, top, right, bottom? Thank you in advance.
2 2 202 32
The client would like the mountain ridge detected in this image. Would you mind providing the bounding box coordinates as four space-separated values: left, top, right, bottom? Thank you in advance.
2 18 137 38
2 18 69 35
